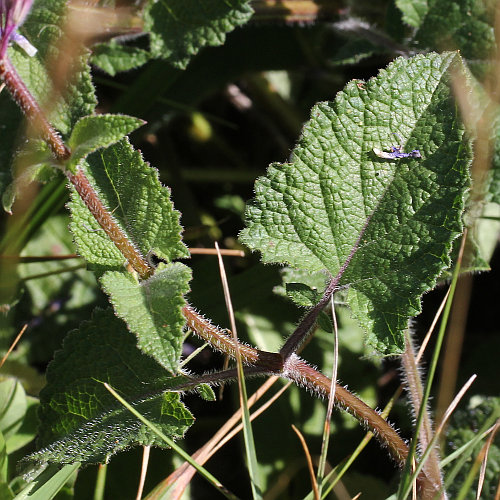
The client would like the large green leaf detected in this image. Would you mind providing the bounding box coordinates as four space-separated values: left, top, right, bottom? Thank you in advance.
29 308 193 465
144 0 253 69
240 52 472 354
69 138 188 269
100 262 191 373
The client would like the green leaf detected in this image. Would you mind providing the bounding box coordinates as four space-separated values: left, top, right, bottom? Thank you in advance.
100 262 192 373
395 0 429 28
316 311 333 333
29 308 193 465
240 52 471 354
0 483 13 500
285 283 322 307
196 384 216 401
69 138 188 269
6 397 39 454
473 204 500 267
1 138 60 213
8 50 71 136
0 432 7 484
0 379 27 442
67 114 145 171
91 42 152 76
489 111 500 205
444 397 500 500
144 0 253 69
12 463 79 500
329 38 378 67
413 0 496 78
274 267 329 302
8 44 96 137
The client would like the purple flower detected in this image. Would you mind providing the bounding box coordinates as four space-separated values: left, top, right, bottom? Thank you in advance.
0 0 36 59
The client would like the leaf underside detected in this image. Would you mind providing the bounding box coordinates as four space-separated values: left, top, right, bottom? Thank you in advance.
241 52 472 354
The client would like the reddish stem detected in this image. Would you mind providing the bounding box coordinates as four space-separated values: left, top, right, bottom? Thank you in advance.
184 304 439 497
0 57 70 161
183 304 283 371
0 57 152 277
280 211 371 360
66 168 152 278
283 354 409 462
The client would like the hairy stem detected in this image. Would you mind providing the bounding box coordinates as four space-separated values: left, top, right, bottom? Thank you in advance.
284 355 439 499
180 312 438 497
184 305 408 460
0 57 70 161
282 354 409 463
0 56 153 277
183 304 283 372
402 333 443 494
66 168 152 278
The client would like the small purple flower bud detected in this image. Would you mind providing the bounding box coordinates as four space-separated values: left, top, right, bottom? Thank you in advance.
0 0 35 59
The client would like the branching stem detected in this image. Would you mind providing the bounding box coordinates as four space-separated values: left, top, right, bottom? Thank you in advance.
184 313 438 497
184 310 409 461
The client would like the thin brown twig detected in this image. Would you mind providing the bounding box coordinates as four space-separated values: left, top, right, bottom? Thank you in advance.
136 446 150 500
476 419 500 500
146 377 288 499
188 248 245 257
0 254 80 262
291 424 319 500
0 324 28 369
66 169 152 278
